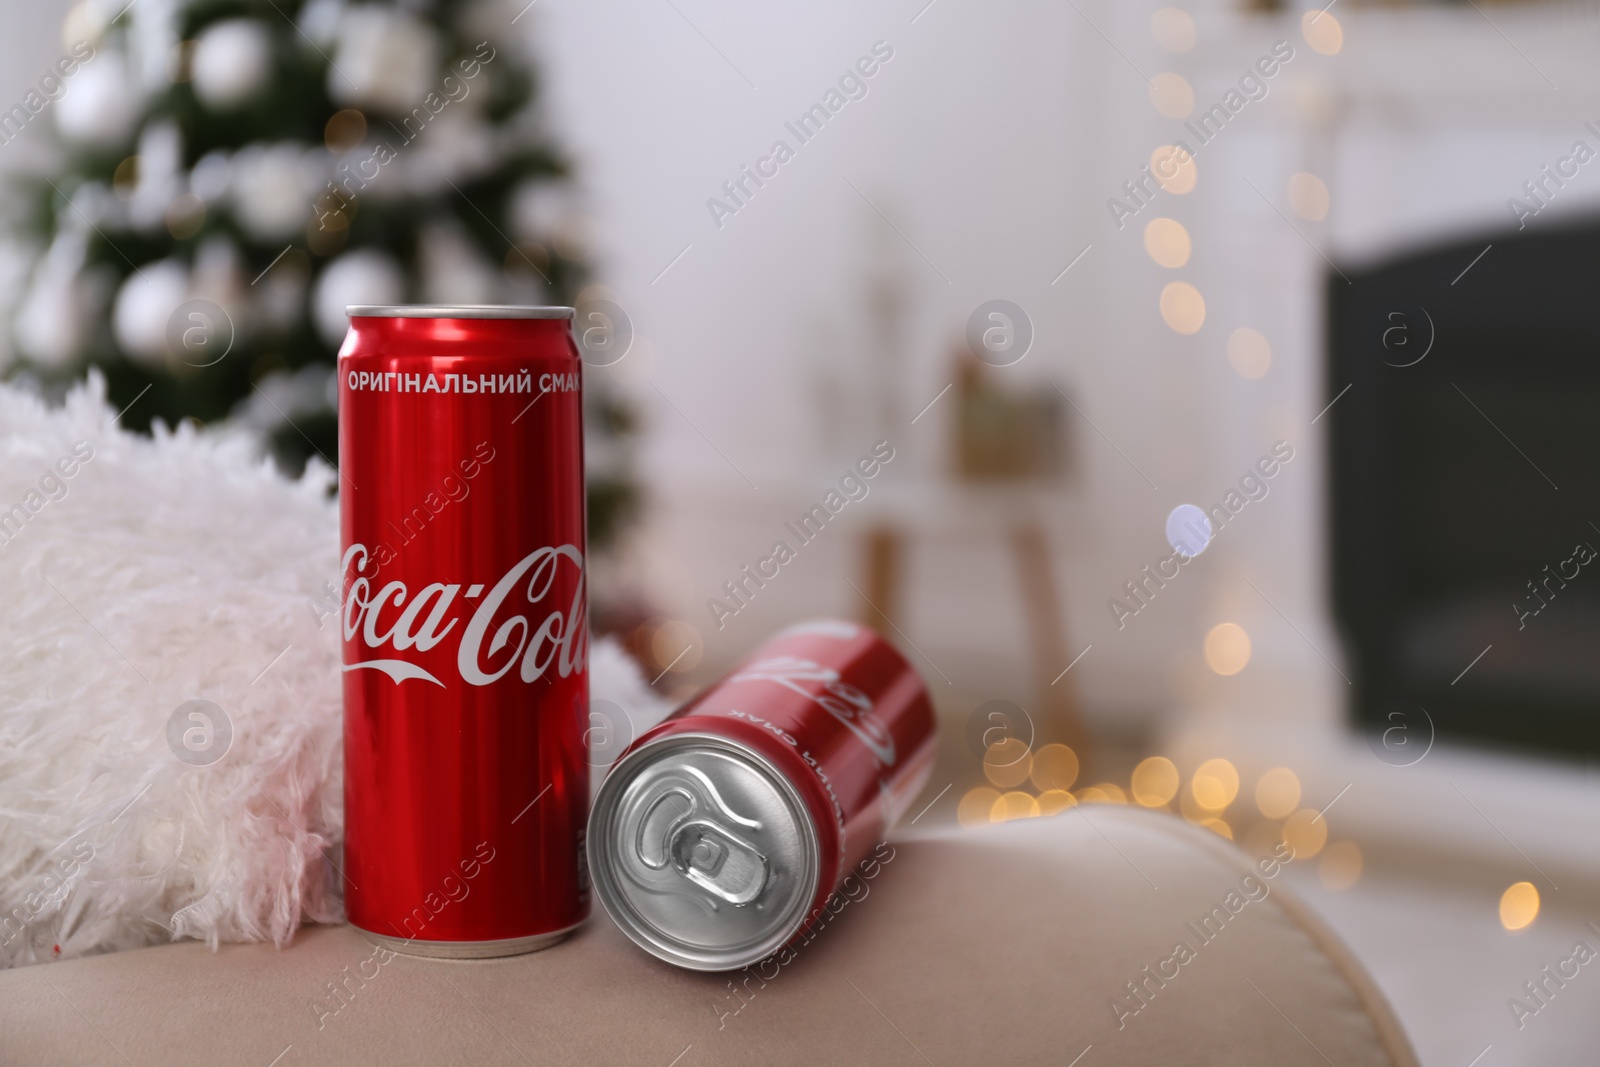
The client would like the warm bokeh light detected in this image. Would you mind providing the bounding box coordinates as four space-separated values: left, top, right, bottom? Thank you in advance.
991 791 1040 822
1143 218 1191 269
1151 145 1197 194
1160 281 1206 335
1131 756 1181 807
958 787 1002 827
1151 7 1196 53
1255 767 1302 819
651 620 703 672
984 738 1033 788
1190 759 1240 810
1201 818 1233 840
1204 622 1251 675
1319 841 1363 891
1149 72 1194 119
1288 171 1331 221
165 194 206 240
1030 743 1080 792
1283 808 1329 859
113 155 140 199
1079 782 1129 805
324 108 368 152
1227 327 1272 379
1500 881 1540 931
1301 10 1343 56
1038 789 1077 815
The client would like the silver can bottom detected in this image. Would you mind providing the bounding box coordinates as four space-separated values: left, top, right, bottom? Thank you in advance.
355 921 581 960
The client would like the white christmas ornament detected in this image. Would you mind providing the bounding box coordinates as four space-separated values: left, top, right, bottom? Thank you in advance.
54 50 139 147
126 0 180 92
128 121 183 234
297 0 344 48
418 222 498 306
111 259 189 366
14 233 92 369
329 6 436 113
60 1 111 52
189 237 247 340
0 243 32 373
191 19 274 110
189 150 232 202
312 249 403 345
230 143 311 240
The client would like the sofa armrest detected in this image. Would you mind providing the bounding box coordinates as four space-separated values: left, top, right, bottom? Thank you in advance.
0 806 1417 1066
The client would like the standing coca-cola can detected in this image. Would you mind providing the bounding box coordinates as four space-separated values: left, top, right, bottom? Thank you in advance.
588 620 936 971
338 305 588 958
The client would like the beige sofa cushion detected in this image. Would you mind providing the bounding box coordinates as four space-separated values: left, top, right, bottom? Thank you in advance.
0 806 1416 1066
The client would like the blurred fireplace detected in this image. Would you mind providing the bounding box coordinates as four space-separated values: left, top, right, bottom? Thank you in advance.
1326 218 1600 760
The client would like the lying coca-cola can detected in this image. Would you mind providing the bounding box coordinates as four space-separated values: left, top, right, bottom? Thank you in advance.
588 620 936 970
338 305 589 958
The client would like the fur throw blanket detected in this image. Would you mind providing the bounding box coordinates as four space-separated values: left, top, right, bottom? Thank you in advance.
0 373 663 967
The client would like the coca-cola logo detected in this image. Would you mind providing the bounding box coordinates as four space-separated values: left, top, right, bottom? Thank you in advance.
727 655 895 765
341 543 588 687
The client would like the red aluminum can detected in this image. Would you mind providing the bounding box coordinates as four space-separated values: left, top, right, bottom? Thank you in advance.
588 620 936 970
337 305 588 958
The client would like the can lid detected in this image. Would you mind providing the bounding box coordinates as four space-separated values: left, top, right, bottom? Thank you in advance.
588 734 819 971
345 305 575 319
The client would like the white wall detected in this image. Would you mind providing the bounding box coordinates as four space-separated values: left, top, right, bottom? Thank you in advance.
534 0 1193 725
0 0 76 174
534 0 1600 741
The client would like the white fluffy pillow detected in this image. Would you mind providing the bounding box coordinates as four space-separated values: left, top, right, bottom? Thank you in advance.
0 373 664 967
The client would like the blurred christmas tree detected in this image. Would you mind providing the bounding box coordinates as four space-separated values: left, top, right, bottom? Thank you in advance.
1 0 638 549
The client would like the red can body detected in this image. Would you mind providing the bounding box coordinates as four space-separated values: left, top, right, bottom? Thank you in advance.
589 620 936 969
337 307 588 957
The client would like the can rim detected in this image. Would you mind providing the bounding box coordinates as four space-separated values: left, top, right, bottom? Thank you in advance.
588 732 821 972
346 305 576 320
353 922 579 959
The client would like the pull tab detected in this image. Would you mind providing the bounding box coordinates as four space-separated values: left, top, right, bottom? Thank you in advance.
627 770 772 907
670 821 769 905
635 789 694 871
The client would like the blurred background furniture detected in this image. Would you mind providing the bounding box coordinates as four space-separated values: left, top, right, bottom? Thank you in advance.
853 349 1089 756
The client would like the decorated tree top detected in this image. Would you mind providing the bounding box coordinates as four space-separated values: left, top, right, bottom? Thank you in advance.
3 0 637 547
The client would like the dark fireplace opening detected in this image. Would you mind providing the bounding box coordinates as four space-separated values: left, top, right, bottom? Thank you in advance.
1327 219 1600 762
